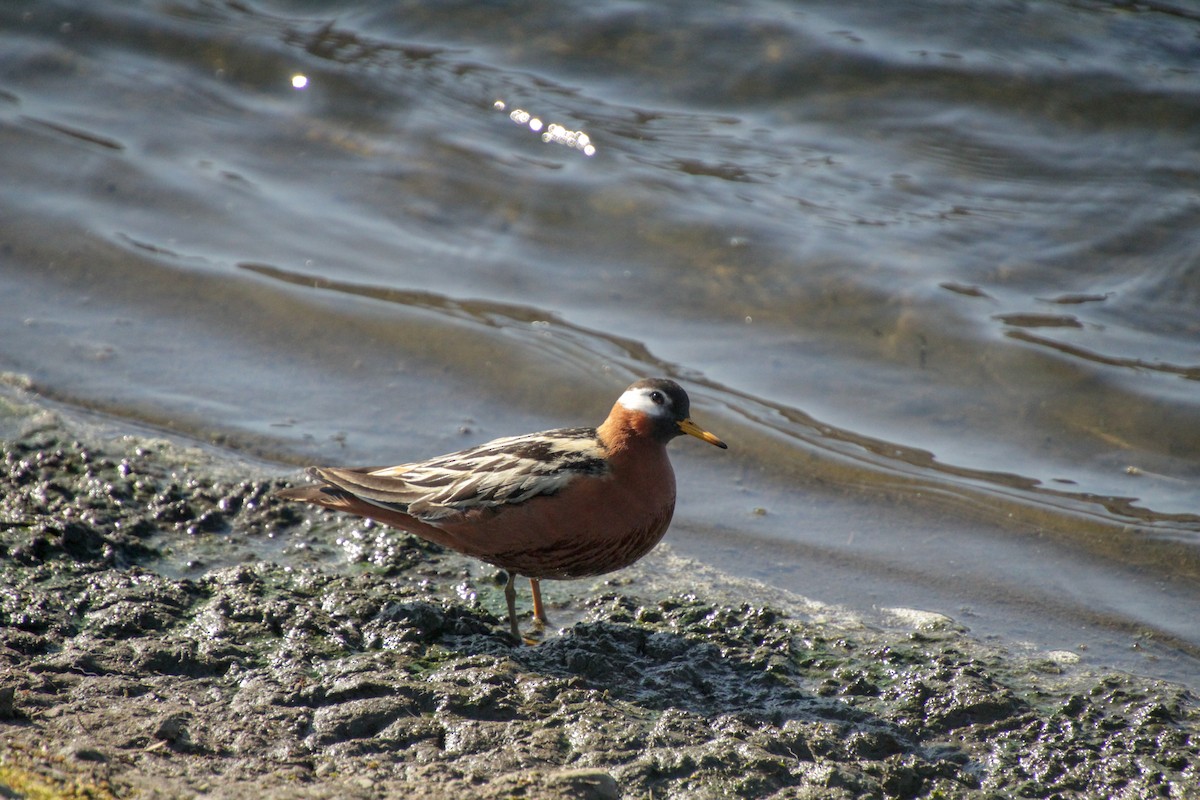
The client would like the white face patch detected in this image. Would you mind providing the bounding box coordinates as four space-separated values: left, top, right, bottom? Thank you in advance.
617 386 672 418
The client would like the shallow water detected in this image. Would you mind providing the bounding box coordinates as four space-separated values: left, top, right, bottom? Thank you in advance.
2 0 1198 685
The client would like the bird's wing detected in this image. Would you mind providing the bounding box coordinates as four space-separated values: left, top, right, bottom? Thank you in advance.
313 427 609 522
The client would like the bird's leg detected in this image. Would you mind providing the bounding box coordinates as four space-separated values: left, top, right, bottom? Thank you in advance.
529 578 550 630
503 571 521 641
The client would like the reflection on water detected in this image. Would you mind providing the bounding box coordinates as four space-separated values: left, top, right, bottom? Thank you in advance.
1 0 1198 684
496 100 598 157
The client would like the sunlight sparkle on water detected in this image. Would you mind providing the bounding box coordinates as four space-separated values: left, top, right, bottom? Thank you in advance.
494 99 595 157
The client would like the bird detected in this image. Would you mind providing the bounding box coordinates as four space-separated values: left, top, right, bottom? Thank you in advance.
275 377 727 641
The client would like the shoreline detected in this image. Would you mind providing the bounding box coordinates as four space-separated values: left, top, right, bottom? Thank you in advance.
1 378 1196 798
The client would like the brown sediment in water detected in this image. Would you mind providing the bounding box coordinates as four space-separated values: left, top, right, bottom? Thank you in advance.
0 381 1196 799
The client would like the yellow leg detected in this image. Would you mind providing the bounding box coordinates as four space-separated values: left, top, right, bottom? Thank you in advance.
503 571 521 641
529 578 550 629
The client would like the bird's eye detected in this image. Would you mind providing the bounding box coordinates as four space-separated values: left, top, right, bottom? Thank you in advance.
649 391 665 405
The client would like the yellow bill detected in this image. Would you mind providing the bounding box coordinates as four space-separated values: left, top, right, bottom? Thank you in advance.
678 417 728 449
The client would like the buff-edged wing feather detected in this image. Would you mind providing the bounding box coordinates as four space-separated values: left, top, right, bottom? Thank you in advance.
315 427 611 523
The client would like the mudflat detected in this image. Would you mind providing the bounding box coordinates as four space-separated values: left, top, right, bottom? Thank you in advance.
1 380 1196 799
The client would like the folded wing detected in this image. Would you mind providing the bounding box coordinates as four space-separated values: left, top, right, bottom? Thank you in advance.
312 427 610 522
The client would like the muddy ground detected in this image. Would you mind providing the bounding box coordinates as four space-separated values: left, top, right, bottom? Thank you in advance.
0 379 1197 799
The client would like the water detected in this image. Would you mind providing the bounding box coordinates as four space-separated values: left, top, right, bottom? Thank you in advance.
2 0 1198 685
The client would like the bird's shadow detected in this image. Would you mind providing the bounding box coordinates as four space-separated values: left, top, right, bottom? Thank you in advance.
511 615 821 721
418 592 906 735
397 593 968 788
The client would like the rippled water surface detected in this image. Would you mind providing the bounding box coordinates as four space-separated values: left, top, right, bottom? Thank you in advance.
2 0 1198 684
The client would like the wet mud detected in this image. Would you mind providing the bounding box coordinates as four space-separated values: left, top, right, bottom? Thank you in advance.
0 380 1196 799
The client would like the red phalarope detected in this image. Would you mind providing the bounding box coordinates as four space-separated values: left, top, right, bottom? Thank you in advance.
276 378 727 641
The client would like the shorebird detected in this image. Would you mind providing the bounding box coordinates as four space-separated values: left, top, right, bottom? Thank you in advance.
276 377 726 640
